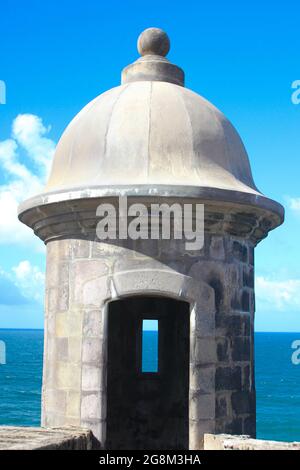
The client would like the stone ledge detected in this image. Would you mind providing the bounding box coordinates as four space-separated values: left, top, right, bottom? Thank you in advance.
0 426 95 450
18 188 283 246
204 433 300 450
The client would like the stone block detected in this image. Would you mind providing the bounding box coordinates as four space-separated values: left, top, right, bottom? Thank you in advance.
81 393 104 421
193 308 215 337
190 365 215 393
55 314 68 337
113 269 184 298
217 314 251 337
192 337 216 364
82 365 104 392
46 261 68 288
82 337 106 364
66 391 81 418
47 240 71 262
189 392 215 420
82 278 109 307
83 310 103 338
231 391 252 415
55 362 81 390
44 389 67 414
70 260 109 307
71 239 90 259
55 312 83 338
68 337 82 363
56 337 68 361
215 366 242 391
231 336 250 361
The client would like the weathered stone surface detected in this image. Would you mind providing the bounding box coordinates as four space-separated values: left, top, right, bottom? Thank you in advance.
216 337 230 361
215 366 242 391
0 427 94 450
189 420 215 450
231 240 248 262
243 414 256 437
44 389 67 414
216 395 228 418
55 362 81 390
70 239 91 259
41 230 259 448
190 366 215 393
222 417 243 435
83 310 103 338
209 236 225 260
241 290 250 312
243 266 254 288
189 392 215 420
55 337 68 361
69 259 109 307
192 337 216 365
82 338 106 365
204 433 300 450
231 336 251 361
231 391 252 415
82 365 103 392
217 314 251 337
81 393 105 421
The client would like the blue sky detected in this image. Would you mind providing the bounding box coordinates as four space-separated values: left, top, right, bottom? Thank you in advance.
0 0 299 331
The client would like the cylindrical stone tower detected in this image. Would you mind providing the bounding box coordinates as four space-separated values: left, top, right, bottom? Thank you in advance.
18 28 284 450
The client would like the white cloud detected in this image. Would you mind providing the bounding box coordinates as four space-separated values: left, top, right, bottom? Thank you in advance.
12 260 45 303
12 114 54 176
256 275 300 310
0 114 55 247
287 197 300 213
0 260 44 305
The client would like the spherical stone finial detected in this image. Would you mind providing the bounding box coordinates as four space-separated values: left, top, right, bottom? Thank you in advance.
137 27 170 57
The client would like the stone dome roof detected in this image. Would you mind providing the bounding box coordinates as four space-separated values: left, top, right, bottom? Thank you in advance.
18 27 284 243
46 80 258 195
45 27 258 196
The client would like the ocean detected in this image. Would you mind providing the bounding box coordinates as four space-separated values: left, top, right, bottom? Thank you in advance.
0 329 299 442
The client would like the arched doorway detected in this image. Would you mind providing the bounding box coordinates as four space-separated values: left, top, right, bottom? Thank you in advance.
106 296 190 449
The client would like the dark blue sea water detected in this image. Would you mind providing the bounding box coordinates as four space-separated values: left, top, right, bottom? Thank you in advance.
0 329 300 441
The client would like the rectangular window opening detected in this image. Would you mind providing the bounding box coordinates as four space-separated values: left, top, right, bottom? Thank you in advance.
141 319 158 372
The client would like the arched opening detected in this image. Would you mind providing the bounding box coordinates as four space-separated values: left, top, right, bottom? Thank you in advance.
106 296 190 450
